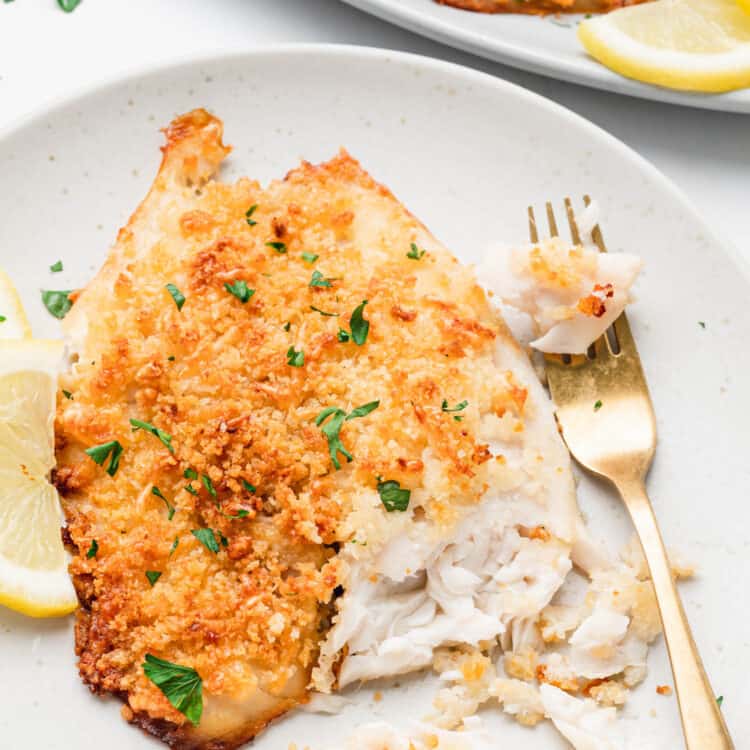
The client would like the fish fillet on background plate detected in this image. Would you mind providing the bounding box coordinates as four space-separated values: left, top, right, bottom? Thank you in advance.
54 109 657 749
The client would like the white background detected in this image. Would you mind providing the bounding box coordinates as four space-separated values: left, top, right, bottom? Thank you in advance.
0 0 747 261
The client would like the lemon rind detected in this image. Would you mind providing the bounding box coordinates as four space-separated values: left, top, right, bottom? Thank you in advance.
0 554 77 618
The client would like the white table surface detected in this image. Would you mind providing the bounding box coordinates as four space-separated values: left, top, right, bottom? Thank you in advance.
0 0 747 260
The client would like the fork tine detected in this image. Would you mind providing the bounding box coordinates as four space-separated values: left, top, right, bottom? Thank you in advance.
545 202 558 237
527 206 539 243
564 197 582 246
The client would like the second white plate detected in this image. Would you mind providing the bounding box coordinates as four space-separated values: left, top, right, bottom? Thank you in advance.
343 0 750 113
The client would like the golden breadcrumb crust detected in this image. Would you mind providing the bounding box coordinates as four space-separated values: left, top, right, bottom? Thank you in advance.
56 109 526 748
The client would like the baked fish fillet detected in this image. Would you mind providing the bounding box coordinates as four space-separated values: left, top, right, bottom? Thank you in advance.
55 109 580 748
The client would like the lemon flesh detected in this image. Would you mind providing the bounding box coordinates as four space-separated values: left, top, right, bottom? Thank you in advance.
0 340 77 617
0 269 32 339
579 0 750 92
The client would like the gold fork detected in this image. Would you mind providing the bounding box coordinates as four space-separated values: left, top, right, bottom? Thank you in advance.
528 198 734 750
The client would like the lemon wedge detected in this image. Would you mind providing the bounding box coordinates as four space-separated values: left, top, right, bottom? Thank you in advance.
578 0 750 92
0 339 77 617
0 269 32 339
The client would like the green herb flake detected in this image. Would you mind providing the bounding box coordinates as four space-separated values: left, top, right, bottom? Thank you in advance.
57 0 82 11
337 328 350 343
86 539 98 559
167 355 175 361
224 280 255 304
309 270 332 288
287 346 304 367
350 300 369 346
441 399 468 414
129 418 174 453
315 401 380 470
241 479 256 494
310 305 338 317
406 242 426 260
283 321 291 332
266 241 287 254
191 528 220 554
219 532 229 548
184 468 198 480
301 252 319 264
223 509 250 519
41 290 73 319
142 654 203 726
184 484 198 496
145 570 162 586
0 316 5 323
49 260 63 273
62 389 73 400
716 695 724 707
594 400 603 411
698 321 706 329
84 440 123 477
165 283 185 311
245 204 258 226
201 474 217 498
152 486 175 520
169 537 179 556
377 479 411 512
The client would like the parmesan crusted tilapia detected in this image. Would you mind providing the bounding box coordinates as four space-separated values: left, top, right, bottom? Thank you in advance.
54 110 651 750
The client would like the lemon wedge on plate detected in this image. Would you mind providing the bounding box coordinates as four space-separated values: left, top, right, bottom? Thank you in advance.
0 269 32 339
578 0 750 92
0 338 77 617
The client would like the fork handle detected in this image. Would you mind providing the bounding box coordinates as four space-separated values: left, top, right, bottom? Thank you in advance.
615 479 734 750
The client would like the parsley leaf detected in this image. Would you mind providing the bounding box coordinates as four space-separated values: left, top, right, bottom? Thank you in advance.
698 321 706 329
377 479 411 512
152 486 175 520
145 570 162 586
184 484 198 496
245 204 258 226
310 305 338 317
337 328 350 342
0 316 5 323
49 260 63 273
165 283 185 311
315 401 380 470
266 241 287 254
183 468 198 480
350 300 369 345
224 280 255 303
41 289 73 319
191 528 220 554
406 242 426 260
441 399 468 414
169 537 179 556
287 346 305 367
223 509 250 519
717 695 724 707
62 389 73 400
594 400 603 411
142 654 203 726
130 418 174 453
201 474 217 499
309 270 332 288
302 252 319 264
241 479 256 494
283 321 291 332
86 539 98 558
57 0 82 11
84 440 123 477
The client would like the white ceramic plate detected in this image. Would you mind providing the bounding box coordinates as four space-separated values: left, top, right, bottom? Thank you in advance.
342 0 750 114
0 46 747 749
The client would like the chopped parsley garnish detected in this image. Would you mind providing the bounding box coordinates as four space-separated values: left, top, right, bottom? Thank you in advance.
224 280 255 303
129 418 174 453
191 528 220 554
698 321 706 329
145 570 162 586
184 484 198 496
309 270 332 288
245 204 258 226
142 654 203 726
86 539 98 558
62 389 73 400
442 399 468 414
200 474 217 499
717 695 724 707
169 537 179 556
184 468 198 480
41 289 73 319
49 260 63 272
406 242 426 260
84 440 123 477
219 532 229 547
310 305 338 317
337 328 350 342
152 486 175 520
241 479 256 494
223 509 250 519
349 300 369 345
57 0 82 11
165 283 185 311
167 355 175 361
283 321 291 332
287 346 304 367
301 252 319 264
377 479 411 512
594 400 603 411
266 241 287 254
315 401 380 470
0 316 5 323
